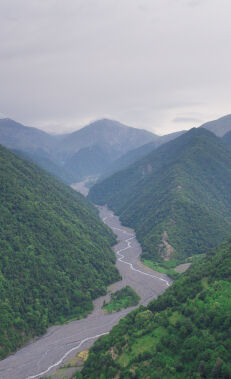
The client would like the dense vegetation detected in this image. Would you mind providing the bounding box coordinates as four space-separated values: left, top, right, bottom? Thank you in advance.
81 238 231 378
103 286 140 313
0 145 120 358
89 128 231 267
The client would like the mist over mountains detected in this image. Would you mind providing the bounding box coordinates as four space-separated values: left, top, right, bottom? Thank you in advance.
1 114 231 185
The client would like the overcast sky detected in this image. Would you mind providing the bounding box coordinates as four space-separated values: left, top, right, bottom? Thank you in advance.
0 0 231 135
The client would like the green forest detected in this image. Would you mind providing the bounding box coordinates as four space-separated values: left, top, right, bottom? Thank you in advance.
89 128 231 270
0 145 120 359
80 238 231 378
103 286 140 313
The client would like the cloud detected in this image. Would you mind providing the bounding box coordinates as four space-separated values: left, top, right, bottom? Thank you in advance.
0 0 230 134
173 117 202 124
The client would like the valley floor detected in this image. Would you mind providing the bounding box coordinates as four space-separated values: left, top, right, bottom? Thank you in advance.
0 184 171 379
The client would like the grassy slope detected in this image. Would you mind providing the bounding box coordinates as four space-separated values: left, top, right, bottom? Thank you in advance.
81 239 231 379
0 145 120 358
89 128 231 264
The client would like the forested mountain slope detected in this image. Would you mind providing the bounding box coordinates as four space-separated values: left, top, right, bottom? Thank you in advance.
89 128 231 264
81 238 231 379
0 145 120 358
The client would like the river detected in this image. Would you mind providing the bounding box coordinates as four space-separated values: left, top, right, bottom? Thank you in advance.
0 182 171 379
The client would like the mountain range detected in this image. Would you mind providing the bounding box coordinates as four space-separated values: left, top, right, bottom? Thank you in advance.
0 118 157 182
1 112 231 372
1 114 231 185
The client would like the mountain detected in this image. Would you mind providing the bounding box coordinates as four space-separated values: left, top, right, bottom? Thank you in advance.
81 238 231 378
56 119 158 180
0 144 120 358
56 119 158 156
201 114 231 137
0 118 74 183
89 128 231 267
222 130 231 146
0 118 54 152
13 148 75 184
100 130 186 180
0 118 158 183
64 144 116 182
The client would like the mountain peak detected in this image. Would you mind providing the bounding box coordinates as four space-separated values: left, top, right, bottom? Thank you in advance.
200 114 231 137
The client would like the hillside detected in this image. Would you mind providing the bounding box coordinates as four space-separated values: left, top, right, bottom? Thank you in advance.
0 118 54 151
201 114 231 137
89 128 231 266
0 145 120 358
13 148 75 184
81 238 231 378
100 130 186 180
222 130 231 146
64 144 116 182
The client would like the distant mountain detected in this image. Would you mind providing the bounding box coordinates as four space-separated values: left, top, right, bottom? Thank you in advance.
100 130 186 180
57 119 158 156
0 118 158 183
200 114 231 137
0 118 73 182
89 128 231 265
0 118 54 151
64 144 116 182
0 144 120 358
222 130 231 146
13 149 75 184
82 237 231 378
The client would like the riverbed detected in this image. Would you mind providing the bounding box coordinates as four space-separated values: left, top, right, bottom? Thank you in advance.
0 183 171 379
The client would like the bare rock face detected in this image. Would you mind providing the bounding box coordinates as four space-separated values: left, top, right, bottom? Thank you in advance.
159 231 174 260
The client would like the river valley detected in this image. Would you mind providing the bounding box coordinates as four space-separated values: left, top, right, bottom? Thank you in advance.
0 182 171 379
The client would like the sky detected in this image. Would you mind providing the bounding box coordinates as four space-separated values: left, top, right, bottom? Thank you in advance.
0 0 231 135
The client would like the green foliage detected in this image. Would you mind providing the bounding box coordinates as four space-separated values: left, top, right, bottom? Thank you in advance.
81 239 231 378
103 286 140 313
143 260 180 280
89 128 231 265
0 145 120 358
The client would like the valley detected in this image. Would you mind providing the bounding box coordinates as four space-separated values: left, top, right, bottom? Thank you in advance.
0 183 171 379
1 2 231 376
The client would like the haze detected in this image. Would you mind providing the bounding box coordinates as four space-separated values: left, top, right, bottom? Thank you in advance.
0 0 231 134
